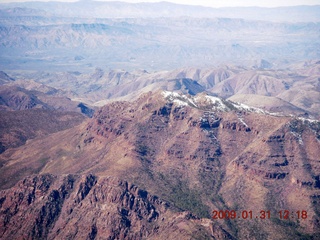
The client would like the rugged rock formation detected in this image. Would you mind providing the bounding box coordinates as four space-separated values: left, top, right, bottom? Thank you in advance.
0 91 319 239
0 174 216 240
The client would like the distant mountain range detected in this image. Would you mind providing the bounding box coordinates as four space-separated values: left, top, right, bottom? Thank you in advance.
0 1 319 71
1 1 320 22
6 61 319 117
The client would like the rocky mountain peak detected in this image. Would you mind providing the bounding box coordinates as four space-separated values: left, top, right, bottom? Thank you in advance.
0 90 320 239
162 90 267 114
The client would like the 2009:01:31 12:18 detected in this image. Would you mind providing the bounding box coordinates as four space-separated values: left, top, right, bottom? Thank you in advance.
212 210 307 220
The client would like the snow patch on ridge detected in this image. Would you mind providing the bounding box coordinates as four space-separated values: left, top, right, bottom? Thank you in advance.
162 91 180 99
173 99 188 106
297 117 319 123
232 102 266 114
238 116 248 127
163 90 268 114
205 95 224 106
162 90 268 113
204 95 228 111
162 91 197 107
162 91 320 124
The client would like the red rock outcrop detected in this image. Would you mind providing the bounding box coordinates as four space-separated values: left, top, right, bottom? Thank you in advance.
0 174 219 239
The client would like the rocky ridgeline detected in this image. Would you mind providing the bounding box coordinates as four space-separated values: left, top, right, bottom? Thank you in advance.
1 90 320 239
0 174 220 239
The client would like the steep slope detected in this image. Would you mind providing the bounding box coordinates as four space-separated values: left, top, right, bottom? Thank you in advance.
0 174 216 240
0 91 319 239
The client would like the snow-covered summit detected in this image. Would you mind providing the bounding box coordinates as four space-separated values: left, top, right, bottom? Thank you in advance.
162 91 267 113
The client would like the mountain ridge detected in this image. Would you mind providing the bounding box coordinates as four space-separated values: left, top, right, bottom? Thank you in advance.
5 62 319 118
0 1 319 238
1 2 319 71
0 90 319 238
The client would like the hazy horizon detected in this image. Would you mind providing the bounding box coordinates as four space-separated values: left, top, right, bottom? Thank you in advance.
1 0 320 8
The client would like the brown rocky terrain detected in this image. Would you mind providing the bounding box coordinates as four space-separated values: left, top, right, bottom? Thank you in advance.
0 84 93 114
0 85 47 111
0 90 319 239
0 108 86 154
0 79 94 153
0 174 221 240
1 2 319 238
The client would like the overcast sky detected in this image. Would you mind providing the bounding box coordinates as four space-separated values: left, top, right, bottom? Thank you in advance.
1 0 320 8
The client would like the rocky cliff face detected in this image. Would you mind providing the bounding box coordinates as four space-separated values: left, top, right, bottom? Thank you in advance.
0 91 319 239
0 174 219 240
